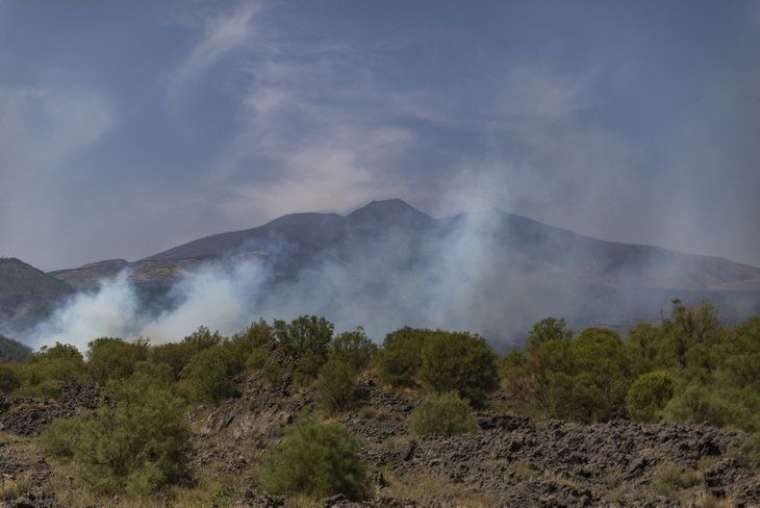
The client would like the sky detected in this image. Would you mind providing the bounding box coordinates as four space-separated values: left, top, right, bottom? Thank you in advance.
1 0 759 271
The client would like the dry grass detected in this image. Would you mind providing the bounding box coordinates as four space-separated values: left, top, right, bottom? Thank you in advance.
381 470 499 507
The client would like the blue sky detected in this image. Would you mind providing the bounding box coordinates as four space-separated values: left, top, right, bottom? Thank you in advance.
1 0 759 270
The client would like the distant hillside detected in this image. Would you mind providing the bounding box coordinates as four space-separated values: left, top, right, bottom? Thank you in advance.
0 333 31 361
0 258 74 332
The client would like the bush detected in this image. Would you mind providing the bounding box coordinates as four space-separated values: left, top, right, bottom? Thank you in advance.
178 346 242 403
42 373 191 495
39 373 190 495
16 343 86 398
565 328 634 422
149 326 222 380
409 392 478 437
376 327 432 387
39 416 81 458
87 337 148 385
260 418 369 500
527 317 573 349
626 371 676 422
662 383 750 429
273 316 334 382
330 328 376 372
419 331 499 408
0 362 21 394
317 356 359 413
738 433 760 468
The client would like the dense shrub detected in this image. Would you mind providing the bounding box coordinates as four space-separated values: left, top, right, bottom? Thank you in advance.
661 383 752 430
87 337 148 385
149 326 222 380
16 342 86 398
0 362 21 394
317 356 359 413
527 317 573 349
376 327 432 387
40 373 191 495
329 328 376 372
565 328 634 422
409 391 478 437
273 315 334 382
260 418 369 500
178 345 242 403
626 371 676 422
419 331 499 408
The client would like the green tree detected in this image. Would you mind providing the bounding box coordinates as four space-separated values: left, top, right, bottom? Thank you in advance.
419 331 499 408
376 327 431 387
527 317 573 349
317 356 359 413
260 419 369 500
178 346 242 403
87 337 148 385
329 327 376 372
273 316 334 381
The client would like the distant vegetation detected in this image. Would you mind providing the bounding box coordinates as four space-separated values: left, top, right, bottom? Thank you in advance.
0 333 31 362
0 302 758 502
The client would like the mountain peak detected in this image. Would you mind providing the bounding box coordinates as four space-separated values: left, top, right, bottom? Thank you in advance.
347 199 432 228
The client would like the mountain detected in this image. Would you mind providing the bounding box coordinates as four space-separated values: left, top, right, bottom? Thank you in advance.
0 258 75 332
104 198 760 292
35 199 760 336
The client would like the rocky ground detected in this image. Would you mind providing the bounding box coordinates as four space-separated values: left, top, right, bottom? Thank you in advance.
1 373 759 507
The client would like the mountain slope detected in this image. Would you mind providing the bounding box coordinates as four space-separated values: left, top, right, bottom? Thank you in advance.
0 258 75 331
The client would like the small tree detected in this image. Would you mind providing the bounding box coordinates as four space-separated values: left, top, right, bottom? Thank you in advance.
527 317 573 350
330 327 376 372
178 346 241 403
626 371 676 422
419 331 499 408
260 419 369 500
409 392 478 437
376 327 431 387
87 337 148 385
317 356 359 413
274 316 334 382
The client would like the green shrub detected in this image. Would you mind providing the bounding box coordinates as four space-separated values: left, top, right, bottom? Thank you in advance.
419 331 499 408
39 416 81 458
527 317 573 350
260 418 369 500
409 392 478 437
626 371 676 422
178 346 242 403
44 373 191 495
16 342 86 398
0 362 21 394
149 326 222 381
228 320 274 360
87 337 148 385
662 383 748 429
376 327 432 387
737 433 760 468
566 328 634 422
273 316 334 382
317 356 359 413
330 328 376 372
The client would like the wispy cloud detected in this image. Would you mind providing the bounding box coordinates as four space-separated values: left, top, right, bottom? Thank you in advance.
168 1 262 104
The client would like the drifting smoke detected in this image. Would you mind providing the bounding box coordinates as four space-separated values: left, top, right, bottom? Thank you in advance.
21 194 760 353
